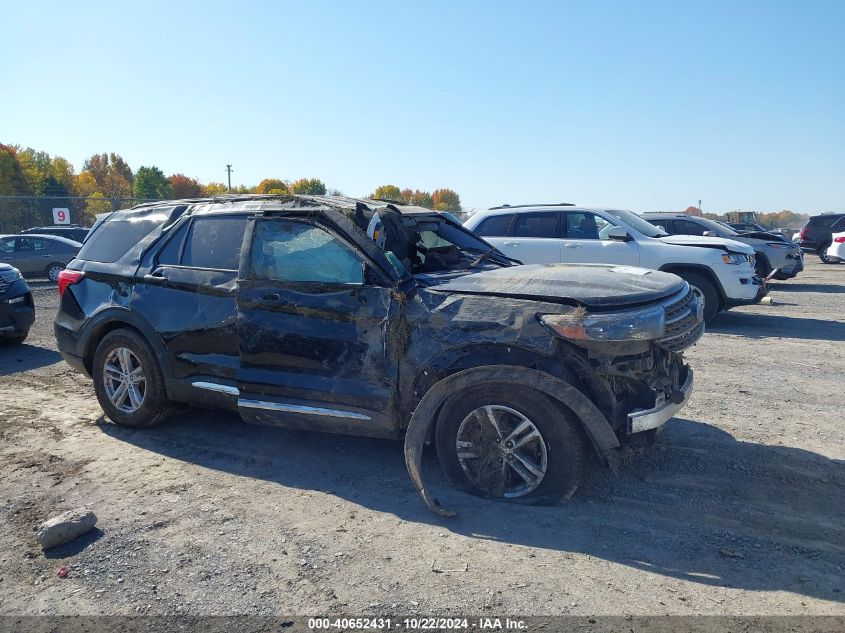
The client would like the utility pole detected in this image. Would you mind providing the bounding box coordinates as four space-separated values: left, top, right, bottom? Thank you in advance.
698 199 702 216
226 164 233 193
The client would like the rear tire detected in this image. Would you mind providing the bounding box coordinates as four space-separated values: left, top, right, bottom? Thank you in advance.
93 328 173 428
819 242 839 264
435 383 587 505
678 272 720 324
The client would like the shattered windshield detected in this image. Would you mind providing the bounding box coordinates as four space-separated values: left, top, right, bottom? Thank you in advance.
406 217 511 274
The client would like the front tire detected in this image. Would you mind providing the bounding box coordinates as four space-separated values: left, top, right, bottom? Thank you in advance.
93 328 173 428
435 383 587 504
754 253 772 278
679 272 720 324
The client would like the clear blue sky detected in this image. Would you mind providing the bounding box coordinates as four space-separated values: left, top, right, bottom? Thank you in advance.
3 0 843 213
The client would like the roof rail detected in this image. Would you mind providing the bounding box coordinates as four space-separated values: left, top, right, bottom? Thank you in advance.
489 203 575 210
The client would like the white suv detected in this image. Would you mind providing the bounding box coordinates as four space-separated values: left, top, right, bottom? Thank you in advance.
464 204 764 323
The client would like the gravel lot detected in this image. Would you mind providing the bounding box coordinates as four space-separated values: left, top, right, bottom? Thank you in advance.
0 260 843 617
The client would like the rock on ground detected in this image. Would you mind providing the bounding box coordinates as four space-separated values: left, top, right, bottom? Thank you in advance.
36 508 97 549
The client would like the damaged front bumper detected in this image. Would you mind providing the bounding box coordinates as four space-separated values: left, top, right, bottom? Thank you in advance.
627 368 693 434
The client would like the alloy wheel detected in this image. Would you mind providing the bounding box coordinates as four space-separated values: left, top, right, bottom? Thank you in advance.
455 404 548 498
47 264 63 282
103 347 146 414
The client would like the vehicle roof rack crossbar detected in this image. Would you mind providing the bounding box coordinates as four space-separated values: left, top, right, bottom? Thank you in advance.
489 203 575 210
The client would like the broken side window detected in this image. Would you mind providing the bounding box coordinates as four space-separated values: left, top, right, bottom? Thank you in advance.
251 220 364 285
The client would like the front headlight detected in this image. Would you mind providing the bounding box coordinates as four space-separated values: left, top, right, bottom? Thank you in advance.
721 253 751 265
539 305 666 342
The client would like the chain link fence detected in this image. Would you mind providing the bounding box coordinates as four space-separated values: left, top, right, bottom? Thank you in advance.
0 195 162 234
0 195 164 282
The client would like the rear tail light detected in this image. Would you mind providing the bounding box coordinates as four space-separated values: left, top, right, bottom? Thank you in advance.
57 270 84 297
798 227 807 240
834 236 845 243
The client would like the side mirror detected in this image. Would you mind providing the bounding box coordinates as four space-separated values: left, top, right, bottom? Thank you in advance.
607 226 631 242
656 225 666 232
702 231 717 237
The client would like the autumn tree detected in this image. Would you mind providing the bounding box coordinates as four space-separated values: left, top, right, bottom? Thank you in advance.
202 182 229 196
0 144 33 195
72 172 99 198
290 177 326 195
408 190 434 209
82 152 134 198
169 174 203 198
133 166 172 199
16 147 51 194
755 210 808 229
371 184 403 201
82 153 109 185
432 188 461 212
683 206 701 216
256 178 289 194
48 156 75 192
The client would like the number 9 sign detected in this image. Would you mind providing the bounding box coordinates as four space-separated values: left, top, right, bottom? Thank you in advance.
52 207 70 225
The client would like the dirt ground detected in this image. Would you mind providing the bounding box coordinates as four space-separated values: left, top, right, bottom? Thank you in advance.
0 260 843 617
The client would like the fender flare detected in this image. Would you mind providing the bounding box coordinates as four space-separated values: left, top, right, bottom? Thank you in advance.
80 307 171 378
403 365 620 517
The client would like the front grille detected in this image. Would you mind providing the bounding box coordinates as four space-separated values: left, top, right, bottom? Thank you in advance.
658 284 704 352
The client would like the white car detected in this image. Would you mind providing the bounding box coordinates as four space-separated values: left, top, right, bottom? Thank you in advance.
464 204 764 323
826 231 845 262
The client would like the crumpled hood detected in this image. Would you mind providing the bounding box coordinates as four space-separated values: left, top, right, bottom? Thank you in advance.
425 263 686 309
658 234 754 253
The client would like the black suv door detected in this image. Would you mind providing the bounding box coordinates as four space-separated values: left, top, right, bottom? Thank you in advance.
136 214 248 383
236 216 399 438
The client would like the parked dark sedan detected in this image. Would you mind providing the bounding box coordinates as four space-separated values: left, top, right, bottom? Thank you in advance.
0 234 82 282
20 225 90 244
0 264 34 344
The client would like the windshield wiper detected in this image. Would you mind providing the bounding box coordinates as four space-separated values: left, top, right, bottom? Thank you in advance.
469 247 497 268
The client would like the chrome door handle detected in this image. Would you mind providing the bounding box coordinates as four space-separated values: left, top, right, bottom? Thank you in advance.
503 241 519 247
564 244 581 248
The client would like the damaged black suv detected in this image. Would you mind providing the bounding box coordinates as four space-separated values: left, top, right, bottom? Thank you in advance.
55 195 703 513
